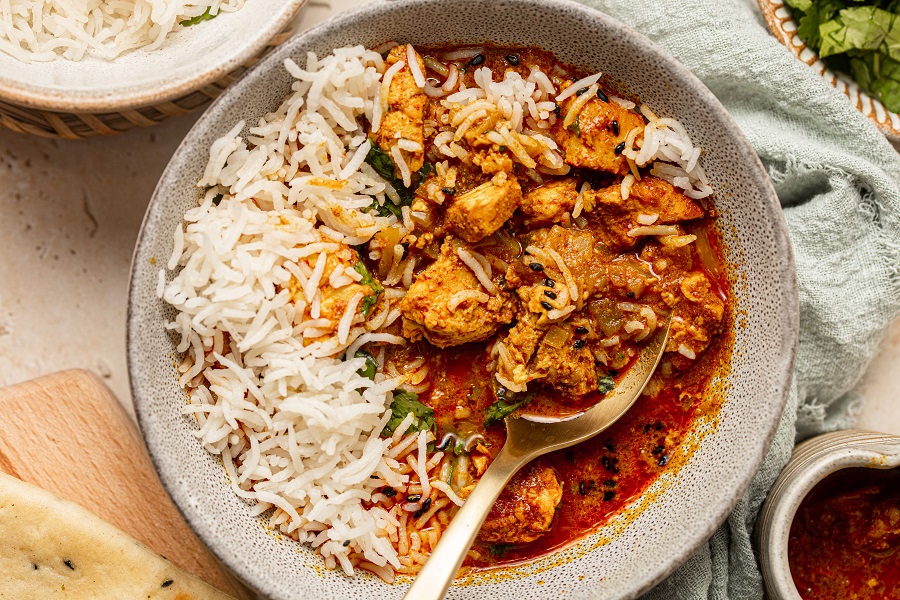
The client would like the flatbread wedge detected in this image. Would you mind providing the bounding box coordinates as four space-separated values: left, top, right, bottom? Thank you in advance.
0 472 235 599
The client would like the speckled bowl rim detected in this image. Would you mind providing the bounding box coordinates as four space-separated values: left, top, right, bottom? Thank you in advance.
0 1 306 114
128 0 798 597
757 430 900 600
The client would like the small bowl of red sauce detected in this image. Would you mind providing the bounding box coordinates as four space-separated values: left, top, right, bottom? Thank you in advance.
757 430 900 599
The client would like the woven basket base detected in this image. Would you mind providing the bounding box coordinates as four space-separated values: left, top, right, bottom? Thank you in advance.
0 31 291 140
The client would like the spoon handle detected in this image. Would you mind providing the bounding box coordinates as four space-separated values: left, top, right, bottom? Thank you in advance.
402 446 527 600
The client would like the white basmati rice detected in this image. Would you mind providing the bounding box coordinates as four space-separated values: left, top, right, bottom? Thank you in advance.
0 0 246 62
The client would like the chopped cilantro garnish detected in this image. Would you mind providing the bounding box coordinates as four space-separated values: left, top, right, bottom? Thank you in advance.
382 391 436 437
352 259 383 317
354 350 378 380
489 543 514 557
598 375 615 394
180 7 216 26
484 393 534 427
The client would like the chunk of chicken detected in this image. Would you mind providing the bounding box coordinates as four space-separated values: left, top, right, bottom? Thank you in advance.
400 237 515 348
478 461 563 544
520 178 579 227
663 271 724 366
445 172 522 243
495 226 603 395
530 329 598 396
556 94 644 175
585 176 705 251
377 46 426 177
284 246 376 330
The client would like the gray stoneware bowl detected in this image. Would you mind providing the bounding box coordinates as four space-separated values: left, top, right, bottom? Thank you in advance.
127 0 799 598
757 430 900 599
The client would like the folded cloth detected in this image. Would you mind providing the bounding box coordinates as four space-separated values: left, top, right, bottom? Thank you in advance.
576 0 900 597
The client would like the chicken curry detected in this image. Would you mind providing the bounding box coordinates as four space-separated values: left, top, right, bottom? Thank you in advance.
346 43 731 570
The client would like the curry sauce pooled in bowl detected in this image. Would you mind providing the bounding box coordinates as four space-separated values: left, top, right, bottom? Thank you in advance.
159 42 730 581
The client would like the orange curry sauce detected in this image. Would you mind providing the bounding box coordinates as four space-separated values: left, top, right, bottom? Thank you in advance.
789 467 900 599
371 44 733 570
387 224 730 569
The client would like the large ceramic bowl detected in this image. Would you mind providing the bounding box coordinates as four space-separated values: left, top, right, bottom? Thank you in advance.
757 430 900 599
0 0 305 113
128 0 799 598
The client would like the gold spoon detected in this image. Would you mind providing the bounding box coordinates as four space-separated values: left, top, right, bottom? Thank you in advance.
402 316 672 600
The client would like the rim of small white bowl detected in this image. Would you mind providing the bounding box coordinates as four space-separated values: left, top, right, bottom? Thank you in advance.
757 430 900 600
128 0 798 597
0 0 306 114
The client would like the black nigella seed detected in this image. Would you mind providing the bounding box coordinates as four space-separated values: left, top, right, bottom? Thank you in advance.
658 455 669 466
32 563 38 571
442 187 456 195
64 560 75 571
343 540 351 547
469 54 485 67
400 241 410 260
596 88 609 102
544 278 556 288
601 456 613 472
652 445 665 455
162 580 174 588
655 421 664 431
554 104 561 117
506 54 520 65
603 491 615 501
626 291 635 298
604 440 616 453
575 326 588 335
611 120 620 136
414 498 432 518
540 301 553 311
575 87 589 96
573 339 586 349
383 487 397 497
406 494 421 503
578 480 591 496
603 478 617 488
529 262 544 271
544 290 557 299
614 142 626 155
644 423 652 433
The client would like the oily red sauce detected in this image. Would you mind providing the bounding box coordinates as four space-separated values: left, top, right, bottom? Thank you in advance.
404 232 730 568
789 467 900 599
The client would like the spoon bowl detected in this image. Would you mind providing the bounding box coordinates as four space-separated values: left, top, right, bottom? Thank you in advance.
403 316 673 600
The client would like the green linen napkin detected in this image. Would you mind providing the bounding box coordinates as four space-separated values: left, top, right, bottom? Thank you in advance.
576 0 900 597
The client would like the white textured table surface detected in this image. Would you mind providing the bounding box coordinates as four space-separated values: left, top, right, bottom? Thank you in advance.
0 0 898 434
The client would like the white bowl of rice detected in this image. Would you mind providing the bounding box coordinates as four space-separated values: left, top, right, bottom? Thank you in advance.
128 0 797 598
0 0 305 113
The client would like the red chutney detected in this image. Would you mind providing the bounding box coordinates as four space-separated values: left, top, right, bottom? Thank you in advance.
789 467 900 599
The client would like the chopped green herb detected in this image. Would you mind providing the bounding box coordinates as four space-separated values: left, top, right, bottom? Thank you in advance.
489 543 514 557
598 375 615 394
352 259 383 317
567 120 581 137
365 141 397 181
498 145 507 152
354 350 378 380
484 393 533 427
381 391 436 437
364 142 432 217
180 7 216 26
784 0 900 111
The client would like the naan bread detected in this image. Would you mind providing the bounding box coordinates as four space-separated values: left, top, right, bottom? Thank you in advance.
0 472 235 599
